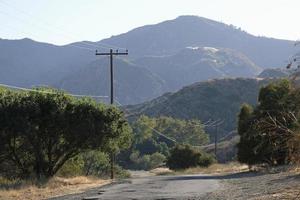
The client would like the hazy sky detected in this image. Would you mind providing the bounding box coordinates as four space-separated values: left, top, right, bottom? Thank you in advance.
0 0 299 45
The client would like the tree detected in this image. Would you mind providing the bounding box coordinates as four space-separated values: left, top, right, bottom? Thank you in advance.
132 115 209 146
237 79 300 166
237 104 261 166
166 145 215 170
0 88 132 179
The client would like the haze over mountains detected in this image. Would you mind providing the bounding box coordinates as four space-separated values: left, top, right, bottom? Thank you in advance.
0 15 294 104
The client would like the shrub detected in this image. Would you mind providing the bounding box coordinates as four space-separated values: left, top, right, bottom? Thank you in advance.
57 156 84 177
149 152 166 168
128 151 166 170
166 145 215 170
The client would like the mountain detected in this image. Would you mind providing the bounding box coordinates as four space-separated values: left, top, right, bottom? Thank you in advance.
258 68 290 78
58 47 261 104
0 15 294 105
125 78 272 138
0 38 94 87
58 58 167 105
135 47 262 91
99 15 294 68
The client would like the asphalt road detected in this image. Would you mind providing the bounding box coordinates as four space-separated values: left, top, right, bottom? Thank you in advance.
50 174 220 200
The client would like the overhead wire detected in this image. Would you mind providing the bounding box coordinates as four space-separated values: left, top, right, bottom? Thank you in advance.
0 83 109 99
114 97 226 147
114 97 177 143
0 0 127 51
0 9 97 52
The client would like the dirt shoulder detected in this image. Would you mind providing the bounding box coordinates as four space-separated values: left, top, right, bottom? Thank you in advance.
201 167 300 200
0 176 111 200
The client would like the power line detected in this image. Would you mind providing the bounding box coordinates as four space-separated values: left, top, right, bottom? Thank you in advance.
114 96 228 150
0 83 108 99
0 0 126 51
114 97 178 143
0 9 97 52
97 41 127 51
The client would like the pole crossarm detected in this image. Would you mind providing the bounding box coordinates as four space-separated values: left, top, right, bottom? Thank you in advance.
95 49 128 56
95 48 128 180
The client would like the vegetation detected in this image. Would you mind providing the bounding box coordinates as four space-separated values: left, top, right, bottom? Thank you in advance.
166 145 215 170
237 79 300 166
118 115 209 170
58 151 130 179
0 88 132 180
133 116 209 146
127 78 271 141
128 152 166 170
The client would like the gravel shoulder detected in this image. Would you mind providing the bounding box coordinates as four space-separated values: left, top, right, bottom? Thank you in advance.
201 169 300 200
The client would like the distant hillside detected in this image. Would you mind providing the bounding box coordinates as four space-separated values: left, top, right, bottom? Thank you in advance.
100 15 294 68
135 47 262 91
126 78 272 138
58 58 167 105
0 38 94 87
258 68 290 78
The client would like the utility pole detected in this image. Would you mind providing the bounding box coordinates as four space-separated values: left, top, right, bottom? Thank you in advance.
213 119 223 160
214 124 218 158
95 48 128 179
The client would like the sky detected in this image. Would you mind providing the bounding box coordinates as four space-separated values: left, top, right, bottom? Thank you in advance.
0 0 299 45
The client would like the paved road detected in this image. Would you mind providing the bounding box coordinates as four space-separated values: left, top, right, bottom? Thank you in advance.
50 174 220 200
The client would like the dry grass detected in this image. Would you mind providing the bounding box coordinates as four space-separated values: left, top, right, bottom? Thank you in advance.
180 162 249 175
151 162 249 176
0 176 111 200
150 167 175 176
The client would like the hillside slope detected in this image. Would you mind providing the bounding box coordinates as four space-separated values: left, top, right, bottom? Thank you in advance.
135 47 262 91
58 58 167 105
126 78 272 137
0 38 94 87
99 15 294 68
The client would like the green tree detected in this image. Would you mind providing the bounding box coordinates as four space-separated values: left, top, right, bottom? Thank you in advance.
237 104 261 166
0 88 132 179
237 79 300 166
166 145 215 170
132 115 209 146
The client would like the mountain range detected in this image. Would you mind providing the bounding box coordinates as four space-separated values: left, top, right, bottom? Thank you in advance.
0 15 295 104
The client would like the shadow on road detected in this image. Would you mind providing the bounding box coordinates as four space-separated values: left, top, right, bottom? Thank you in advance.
163 171 265 181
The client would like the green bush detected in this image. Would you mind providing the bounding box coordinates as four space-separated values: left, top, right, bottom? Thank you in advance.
115 165 131 179
57 156 84 177
129 151 166 170
81 151 110 176
166 145 215 170
197 153 216 167
57 151 131 179
149 152 166 168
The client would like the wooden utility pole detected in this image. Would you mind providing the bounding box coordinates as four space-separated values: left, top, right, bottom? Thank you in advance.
214 125 218 158
213 119 223 160
95 48 128 179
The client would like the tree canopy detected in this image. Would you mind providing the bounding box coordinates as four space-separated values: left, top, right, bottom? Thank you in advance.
237 79 300 166
132 115 209 146
0 88 132 179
